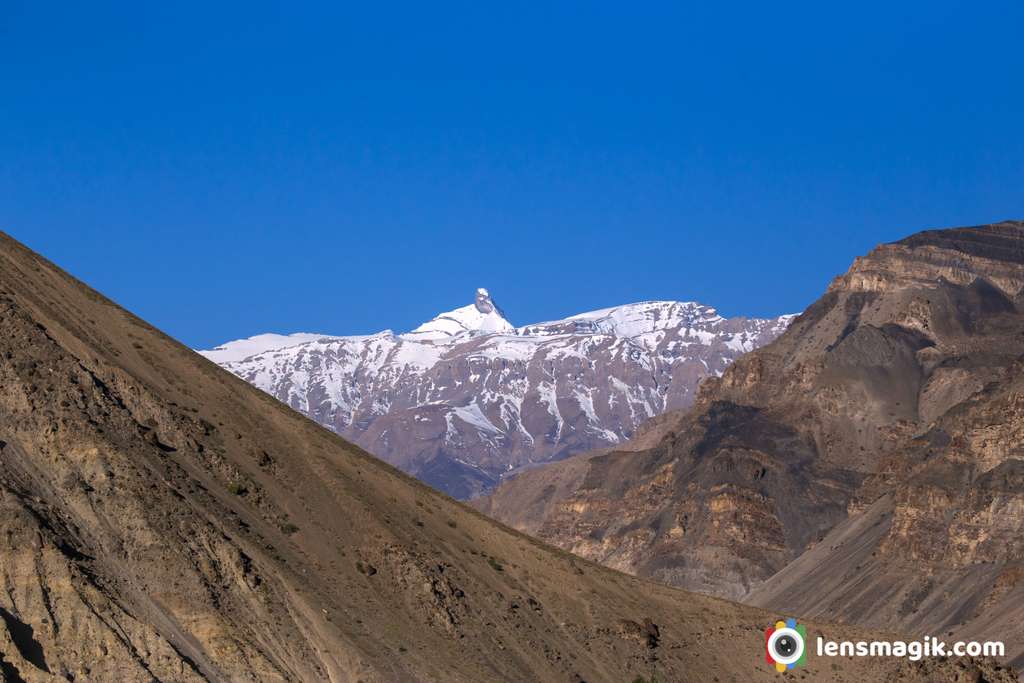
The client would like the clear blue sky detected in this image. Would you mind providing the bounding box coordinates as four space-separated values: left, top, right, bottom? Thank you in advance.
2 2 1022 348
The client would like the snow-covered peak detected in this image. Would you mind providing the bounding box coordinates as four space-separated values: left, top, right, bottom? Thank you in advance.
474 288 500 314
402 288 515 341
200 332 338 364
570 301 723 336
519 301 723 338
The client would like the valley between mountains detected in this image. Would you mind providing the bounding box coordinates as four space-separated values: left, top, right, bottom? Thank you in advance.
0 229 1011 681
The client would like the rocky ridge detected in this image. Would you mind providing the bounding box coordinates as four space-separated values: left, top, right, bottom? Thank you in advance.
479 220 1024 671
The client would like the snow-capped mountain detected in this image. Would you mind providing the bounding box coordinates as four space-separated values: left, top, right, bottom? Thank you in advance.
200 290 794 498
405 288 515 340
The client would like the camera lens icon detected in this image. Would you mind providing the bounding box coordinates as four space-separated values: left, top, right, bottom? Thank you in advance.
765 618 807 672
768 628 804 663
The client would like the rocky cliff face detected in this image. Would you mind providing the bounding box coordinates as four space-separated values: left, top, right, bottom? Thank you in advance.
0 232 985 682
479 220 1024 670
201 293 791 499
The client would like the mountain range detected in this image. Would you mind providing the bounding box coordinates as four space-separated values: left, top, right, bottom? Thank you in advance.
200 290 792 498
0 232 993 681
478 220 1024 672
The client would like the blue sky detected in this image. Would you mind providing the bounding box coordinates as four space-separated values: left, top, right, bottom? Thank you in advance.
2 2 1022 348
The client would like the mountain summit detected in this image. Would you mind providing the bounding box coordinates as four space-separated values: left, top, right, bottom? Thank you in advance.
405 288 514 340
474 287 502 314
202 294 793 498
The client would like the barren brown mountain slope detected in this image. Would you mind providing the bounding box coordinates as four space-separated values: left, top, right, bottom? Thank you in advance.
479 221 1024 669
0 232 998 681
